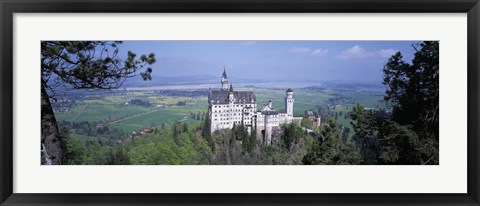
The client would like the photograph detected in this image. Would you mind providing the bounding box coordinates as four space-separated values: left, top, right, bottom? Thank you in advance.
40 40 439 165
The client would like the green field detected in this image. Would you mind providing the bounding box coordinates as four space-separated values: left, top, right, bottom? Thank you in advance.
254 88 332 117
55 87 383 142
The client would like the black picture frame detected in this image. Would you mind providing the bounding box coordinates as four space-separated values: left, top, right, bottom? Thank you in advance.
1 0 479 205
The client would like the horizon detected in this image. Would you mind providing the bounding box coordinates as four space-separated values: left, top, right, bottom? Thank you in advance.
117 40 417 86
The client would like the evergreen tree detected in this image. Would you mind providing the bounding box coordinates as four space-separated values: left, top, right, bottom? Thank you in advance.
349 41 439 165
41 41 155 164
381 41 439 164
350 104 382 164
303 117 361 165
201 115 214 151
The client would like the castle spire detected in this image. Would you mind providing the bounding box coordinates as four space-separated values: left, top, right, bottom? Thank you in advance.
221 67 229 91
222 67 228 79
229 84 234 92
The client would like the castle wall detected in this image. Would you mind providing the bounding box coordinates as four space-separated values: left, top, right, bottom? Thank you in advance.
209 102 256 132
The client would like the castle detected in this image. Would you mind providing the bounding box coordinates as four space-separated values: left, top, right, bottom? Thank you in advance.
208 69 303 145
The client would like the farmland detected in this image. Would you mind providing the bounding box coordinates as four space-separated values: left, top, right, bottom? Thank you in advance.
54 83 385 144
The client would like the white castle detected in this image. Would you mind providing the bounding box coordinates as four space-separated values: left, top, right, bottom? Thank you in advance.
208 69 303 145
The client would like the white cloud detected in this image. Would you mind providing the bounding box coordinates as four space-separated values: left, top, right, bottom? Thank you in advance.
336 45 399 60
290 47 329 57
336 45 373 60
378 48 399 58
311 48 329 57
290 46 312 54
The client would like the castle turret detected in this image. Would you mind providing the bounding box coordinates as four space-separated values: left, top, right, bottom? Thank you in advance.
285 88 294 117
221 68 229 91
229 84 234 94
228 84 235 127
228 84 235 102
268 100 272 109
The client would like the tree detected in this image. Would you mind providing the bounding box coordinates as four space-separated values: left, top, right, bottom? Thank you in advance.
281 122 303 150
201 116 214 151
41 41 155 164
381 41 439 164
301 118 313 130
350 104 383 164
383 41 439 140
303 117 361 165
348 41 439 165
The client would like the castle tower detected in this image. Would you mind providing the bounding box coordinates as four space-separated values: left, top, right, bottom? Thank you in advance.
228 84 235 127
285 88 294 117
229 84 234 101
221 68 229 91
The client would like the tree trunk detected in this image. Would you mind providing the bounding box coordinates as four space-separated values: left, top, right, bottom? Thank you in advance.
41 82 64 165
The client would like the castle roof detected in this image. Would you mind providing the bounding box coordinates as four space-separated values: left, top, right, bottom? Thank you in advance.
261 110 279 115
229 84 233 92
209 90 256 104
259 101 275 112
287 88 293 92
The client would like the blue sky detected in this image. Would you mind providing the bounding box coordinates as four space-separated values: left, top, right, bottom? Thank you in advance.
119 41 417 84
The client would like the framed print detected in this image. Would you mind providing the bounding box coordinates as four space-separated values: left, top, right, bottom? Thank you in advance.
1 0 479 205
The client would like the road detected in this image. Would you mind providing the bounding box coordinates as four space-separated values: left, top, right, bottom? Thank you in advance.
70 104 88 121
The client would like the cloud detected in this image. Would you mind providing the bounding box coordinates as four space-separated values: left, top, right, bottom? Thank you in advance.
378 48 399 58
311 48 329 57
336 45 373 60
290 47 329 57
336 45 399 60
290 46 312 54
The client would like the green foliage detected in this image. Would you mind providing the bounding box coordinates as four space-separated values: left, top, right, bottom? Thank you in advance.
42 41 156 165
303 117 361 165
381 41 439 164
301 118 313 130
127 127 212 165
347 41 439 165
206 122 309 165
383 41 439 139
42 41 155 90
62 133 84 165
201 116 215 151
350 104 381 164
242 127 257 154
281 122 304 150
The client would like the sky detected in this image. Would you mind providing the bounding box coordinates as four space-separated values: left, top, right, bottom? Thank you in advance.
119 41 418 84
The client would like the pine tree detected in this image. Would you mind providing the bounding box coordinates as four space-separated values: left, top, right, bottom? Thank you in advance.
303 117 360 165
41 41 155 164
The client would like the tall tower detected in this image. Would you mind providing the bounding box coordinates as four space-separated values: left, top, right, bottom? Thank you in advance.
228 84 235 127
285 88 294 117
228 84 234 101
221 67 229 91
